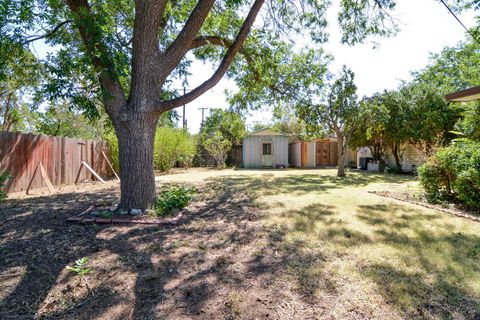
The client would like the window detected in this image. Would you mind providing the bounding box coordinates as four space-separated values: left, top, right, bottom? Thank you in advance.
262 143 272 155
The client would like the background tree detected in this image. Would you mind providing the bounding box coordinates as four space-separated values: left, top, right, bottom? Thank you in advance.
200 109 246 167
154 127 196 172
404 83 460 158
297 66 363 177
0 46 41 132
201 109 246 146
358 83 460 172
1 0 400 209
413 39 480 142
349 101 388 161
202 132 232 168
36 101 107 139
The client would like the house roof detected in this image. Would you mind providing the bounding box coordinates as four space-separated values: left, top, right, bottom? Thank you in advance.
445 86 480 102
247 128 289 136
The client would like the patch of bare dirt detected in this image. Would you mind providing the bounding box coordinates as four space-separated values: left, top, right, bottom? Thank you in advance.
0 179 331 319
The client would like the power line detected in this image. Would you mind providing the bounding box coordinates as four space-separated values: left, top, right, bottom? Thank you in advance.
439 0 480 44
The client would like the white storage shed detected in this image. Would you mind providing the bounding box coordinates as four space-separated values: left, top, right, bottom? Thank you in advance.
242 129 289 168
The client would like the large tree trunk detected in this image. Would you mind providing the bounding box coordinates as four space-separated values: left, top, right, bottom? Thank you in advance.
337 138 346 177
116 113 159 211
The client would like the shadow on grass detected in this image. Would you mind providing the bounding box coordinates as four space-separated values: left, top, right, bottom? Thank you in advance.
208 171 413 198
2 171 476 319
357 203 480 319
0 175 344 319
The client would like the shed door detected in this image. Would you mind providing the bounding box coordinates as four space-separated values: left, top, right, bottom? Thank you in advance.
316 142 330 166
261 142 273 167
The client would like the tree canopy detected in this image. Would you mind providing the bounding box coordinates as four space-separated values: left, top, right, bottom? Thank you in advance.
0 0 401 118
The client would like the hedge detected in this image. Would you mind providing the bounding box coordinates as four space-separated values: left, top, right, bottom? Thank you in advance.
418 139 480 210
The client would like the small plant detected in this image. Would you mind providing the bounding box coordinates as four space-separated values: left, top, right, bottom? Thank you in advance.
95 211 113 219
67 257 93 290
0 171 11 201
67 257 93 276
225 291 242 318
154 184 196 216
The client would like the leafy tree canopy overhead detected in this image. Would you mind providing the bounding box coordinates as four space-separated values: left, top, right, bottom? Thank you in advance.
0 0 401 117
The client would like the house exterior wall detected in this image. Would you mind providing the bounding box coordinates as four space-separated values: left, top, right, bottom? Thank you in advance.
288 142 301 167
243 135 289 168
384 143 425 172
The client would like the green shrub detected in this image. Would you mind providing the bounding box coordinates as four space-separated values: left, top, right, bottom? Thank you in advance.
418 139 480 210
154 184 195 216
103 130 120 172
154 127 196 172
0 172 11 201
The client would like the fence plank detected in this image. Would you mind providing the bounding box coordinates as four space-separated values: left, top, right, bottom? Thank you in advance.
0 132 113 193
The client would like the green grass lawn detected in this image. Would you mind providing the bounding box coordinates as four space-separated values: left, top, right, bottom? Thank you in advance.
2 168 479 319
159 168 480 319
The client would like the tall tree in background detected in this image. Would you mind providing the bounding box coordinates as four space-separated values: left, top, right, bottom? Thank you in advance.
2 0 399 210
413 39 480 141
366 90 410 171
355 83 459 172
200 109 245 167
36 102 107 139
0 46 41 132
297 66 364 177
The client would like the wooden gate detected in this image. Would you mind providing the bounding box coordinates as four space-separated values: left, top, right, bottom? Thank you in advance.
315 141 338 166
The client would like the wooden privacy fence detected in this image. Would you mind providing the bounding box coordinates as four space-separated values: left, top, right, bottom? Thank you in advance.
0 132 114 193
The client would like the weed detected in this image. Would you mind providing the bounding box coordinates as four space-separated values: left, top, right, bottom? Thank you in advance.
215 255 231 267
154 184 196 216
67 257 92 277
67 257 93 290
96 211 113 219
225 291 242 319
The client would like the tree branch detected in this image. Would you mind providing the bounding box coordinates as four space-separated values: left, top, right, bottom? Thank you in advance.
190 35 260 81
66 0 126 117
157 0 215 82
22 20 74 44
155 0 265 112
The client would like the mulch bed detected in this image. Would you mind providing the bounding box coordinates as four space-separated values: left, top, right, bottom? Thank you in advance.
369 190 480 222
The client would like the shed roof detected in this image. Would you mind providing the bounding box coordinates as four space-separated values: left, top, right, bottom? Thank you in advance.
246 128 289 136
445 86 480 102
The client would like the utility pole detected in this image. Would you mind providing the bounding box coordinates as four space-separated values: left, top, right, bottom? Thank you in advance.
198 107 209 127
182 86 187 129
